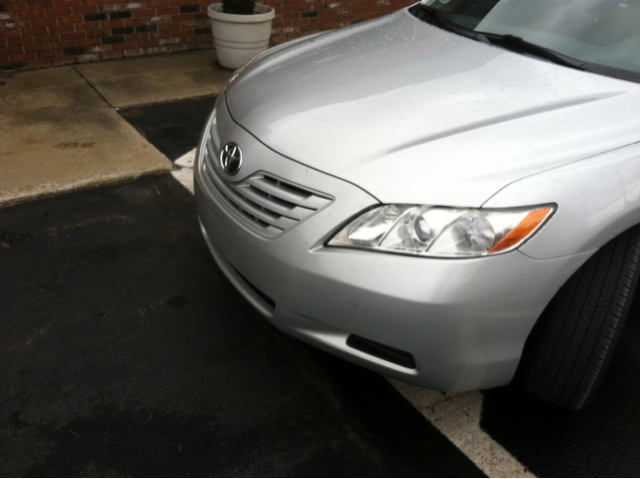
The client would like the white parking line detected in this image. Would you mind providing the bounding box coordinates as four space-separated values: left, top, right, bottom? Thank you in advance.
174 147 533 478
389 379 535 478
172 149 196 193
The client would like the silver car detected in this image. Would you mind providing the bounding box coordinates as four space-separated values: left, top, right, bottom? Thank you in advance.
195 0 640 409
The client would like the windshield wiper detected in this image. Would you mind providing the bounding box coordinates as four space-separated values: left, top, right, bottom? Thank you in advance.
411 4 586 72
414 4 479 39
476 32 586 71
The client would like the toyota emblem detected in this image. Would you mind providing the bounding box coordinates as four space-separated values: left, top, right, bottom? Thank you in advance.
219 142 242 176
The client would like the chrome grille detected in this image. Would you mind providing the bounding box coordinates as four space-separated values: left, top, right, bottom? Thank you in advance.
200 145 333 238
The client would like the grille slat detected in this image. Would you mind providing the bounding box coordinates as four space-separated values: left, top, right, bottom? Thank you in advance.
245 176 330 210
200 144 333 238
237 184 313 221
227 188 298 229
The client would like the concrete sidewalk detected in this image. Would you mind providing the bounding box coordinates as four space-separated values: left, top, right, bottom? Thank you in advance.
0 49 233 208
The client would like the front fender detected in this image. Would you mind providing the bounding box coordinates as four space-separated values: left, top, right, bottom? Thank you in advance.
484 141 640 259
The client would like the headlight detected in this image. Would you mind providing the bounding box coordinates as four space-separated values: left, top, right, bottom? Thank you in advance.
328 205 554 257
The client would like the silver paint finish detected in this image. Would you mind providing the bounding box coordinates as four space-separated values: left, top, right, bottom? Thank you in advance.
226 10 640 207
196 97 591 391
195 10 640 390
486 141 640 259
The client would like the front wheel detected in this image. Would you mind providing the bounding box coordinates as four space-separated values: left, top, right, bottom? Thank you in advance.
516 225 640 409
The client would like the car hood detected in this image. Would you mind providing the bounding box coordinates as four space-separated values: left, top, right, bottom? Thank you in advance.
226 9 640 206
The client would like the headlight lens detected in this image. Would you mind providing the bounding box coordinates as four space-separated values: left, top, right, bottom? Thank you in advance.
328 205 554 257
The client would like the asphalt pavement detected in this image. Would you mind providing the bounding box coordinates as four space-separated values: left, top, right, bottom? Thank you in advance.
0 173 482 477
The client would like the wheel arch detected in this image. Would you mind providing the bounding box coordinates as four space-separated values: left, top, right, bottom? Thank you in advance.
513 224 640 408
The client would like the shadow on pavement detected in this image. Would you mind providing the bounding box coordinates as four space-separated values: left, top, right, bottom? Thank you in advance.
0 174 482 477
481 304 640 476
119 97 217 161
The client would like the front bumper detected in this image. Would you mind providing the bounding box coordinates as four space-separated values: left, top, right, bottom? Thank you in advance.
195 96 593 391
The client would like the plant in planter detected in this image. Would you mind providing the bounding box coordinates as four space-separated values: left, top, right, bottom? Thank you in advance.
208 0 276 70
223 0 255 15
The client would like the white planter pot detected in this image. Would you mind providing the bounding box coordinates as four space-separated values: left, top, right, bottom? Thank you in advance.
208 3 276 70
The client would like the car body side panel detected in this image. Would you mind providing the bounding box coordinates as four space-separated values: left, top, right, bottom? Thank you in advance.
485 142 640 259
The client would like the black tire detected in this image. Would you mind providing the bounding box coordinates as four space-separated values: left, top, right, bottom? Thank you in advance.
516 225 640 409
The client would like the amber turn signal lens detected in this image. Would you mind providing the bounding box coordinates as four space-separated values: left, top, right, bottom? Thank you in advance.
489 207 553 253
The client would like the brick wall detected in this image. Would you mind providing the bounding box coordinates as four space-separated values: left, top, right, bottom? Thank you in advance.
0 0 413 71
265 0 412 44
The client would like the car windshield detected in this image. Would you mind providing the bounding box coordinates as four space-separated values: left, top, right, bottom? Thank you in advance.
419 0 640 80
